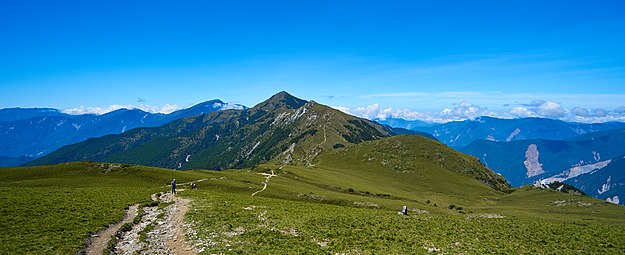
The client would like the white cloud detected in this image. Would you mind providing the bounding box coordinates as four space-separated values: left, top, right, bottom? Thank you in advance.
220 103 246 110
334 103 383 120
571 107 590 117
593 108 607 117
62 102 245 115
511 100 625 122
537 101 566 118
63 104 182 115
510 107 537 117
567 106 625 123
334 101 496 123
510 100 567 118
335 101 625 124
439 101 491 120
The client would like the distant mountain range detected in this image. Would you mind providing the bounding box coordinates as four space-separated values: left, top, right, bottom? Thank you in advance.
459 129 625 204
408 116 625 147
0 100 244 166
6 95 624 205
377 116 625 205
30 92 430 170
374 117 433 130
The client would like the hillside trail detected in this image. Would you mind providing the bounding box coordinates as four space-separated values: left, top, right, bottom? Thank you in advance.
320 111 332 146
84 205 139 255
251 167 281 196
112 190 197 254
86 179 204 255
164 191 195 255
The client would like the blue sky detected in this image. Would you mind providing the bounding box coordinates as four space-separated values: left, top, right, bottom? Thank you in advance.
1 1 625 122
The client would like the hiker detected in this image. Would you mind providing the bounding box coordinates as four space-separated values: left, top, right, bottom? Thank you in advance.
398 205 408 215
171 179 177 194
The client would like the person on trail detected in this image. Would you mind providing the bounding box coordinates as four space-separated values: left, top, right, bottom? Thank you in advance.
171 179 177 194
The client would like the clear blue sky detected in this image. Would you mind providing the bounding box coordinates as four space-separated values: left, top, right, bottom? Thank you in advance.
1 1 624 122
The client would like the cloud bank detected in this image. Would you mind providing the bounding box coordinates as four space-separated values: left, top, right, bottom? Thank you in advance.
63 104 182 115
62 101 245 115
334 100 625 123
61 97 625 124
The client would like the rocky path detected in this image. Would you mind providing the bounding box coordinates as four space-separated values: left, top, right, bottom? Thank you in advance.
85 205 139 255
165 194 195 255
251 169 278 196
85 188 198 255
114 191 197 255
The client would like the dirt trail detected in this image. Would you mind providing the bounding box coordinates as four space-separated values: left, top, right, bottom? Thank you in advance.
85 204 138 255
165 194 195 255
320 111 332 146
85 179 217 254
82 186 199 255
252 169 278 196
112 191 198 255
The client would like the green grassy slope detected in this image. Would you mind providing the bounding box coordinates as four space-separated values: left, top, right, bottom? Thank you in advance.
185 190 625 254
3 135 625 254
30 92 401 170
180 163 625 253
0 162 212 254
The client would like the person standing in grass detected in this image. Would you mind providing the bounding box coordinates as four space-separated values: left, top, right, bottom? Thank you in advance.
171 179 177 194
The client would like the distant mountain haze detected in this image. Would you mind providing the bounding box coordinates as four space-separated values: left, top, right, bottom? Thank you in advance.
458 129 625 204
0 100 245 164
379 116 625 205
410 116 625 147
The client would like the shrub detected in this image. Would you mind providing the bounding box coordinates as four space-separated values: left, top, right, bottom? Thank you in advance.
119 222 133 233
333 143 346 149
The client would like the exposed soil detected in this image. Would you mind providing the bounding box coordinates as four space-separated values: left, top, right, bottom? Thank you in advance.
84 204 138 255
86 189 197 255
115 191 197 254
251 169 277 196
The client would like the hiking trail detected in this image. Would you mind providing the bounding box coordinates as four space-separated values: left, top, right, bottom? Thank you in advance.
84 205 138 255
114 191 197 254
87 183 202 254
251 168 280 196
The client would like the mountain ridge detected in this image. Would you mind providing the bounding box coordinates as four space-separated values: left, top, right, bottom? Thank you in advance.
30 92 430 170
0 100 245 162
460 128 625 204
408 116 625 147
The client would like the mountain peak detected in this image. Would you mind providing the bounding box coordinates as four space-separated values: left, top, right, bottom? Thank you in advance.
188 99 226 109
253 91 307 111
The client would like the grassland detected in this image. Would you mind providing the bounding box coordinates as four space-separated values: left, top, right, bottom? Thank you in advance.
0 162 213 254
2 136 625 254
184 190 625 254
178 160 625 254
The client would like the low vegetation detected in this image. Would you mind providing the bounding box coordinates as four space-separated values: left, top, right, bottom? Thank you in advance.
185 190 624 254
0 162 212 253
2 145 625 254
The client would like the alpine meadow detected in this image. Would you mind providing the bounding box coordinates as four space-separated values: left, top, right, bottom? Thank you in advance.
2 1 625 254
2 92 625 254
